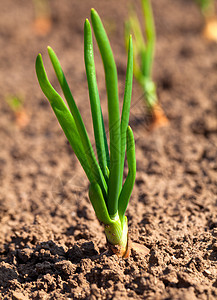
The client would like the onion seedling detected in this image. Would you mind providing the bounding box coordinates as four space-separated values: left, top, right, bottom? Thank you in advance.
195 0 217 41
5 95 29 128
125 0 168 128
35 9 136 257
32 0 52 36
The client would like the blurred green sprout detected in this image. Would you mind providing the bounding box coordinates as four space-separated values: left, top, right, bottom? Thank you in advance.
32 0 52 36
33 0 50 19
5 95 29 128
125 0 168 127
6 95 24 112
194 0 217 42
195 0 215 16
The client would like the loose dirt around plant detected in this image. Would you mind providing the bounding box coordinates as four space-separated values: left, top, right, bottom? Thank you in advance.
0 0 216 299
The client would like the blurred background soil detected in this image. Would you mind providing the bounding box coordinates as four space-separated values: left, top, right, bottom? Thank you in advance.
0 0 217 299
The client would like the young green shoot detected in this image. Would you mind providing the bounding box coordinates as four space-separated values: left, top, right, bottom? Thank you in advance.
6 95 24 112
125 0 168 128
5 95 29 128
32 0 52 36
195 0 217 41
35 9 136 257
195 0 215 16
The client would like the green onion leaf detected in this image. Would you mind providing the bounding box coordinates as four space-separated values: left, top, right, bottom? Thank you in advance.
141 0 155 78
84 19 109 181
91 8 121 218
118 126 136 226
47 46 107 196
35 54 94 182
89 182 112 224
120 35 133 187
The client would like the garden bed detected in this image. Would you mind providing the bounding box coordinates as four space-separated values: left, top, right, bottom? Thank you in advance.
0 0 216 299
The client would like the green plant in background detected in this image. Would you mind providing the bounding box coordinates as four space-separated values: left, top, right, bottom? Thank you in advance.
32 0 52 36
125 0 168 128
5 95 29 128
195 0 215 15
194 0 217 41
6 95 24 112
36 9 136 257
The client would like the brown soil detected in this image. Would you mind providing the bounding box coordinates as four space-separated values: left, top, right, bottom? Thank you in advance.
0 0 217 299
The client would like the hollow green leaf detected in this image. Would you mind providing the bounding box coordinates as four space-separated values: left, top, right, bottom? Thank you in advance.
35 54 94 182
118 126 136 226
120 35 133 188
47 46 107 197
124 21 143 84
89 182 112 224
129 12 146 55
91 8 121 218
84 19 109 181
141 0 155 78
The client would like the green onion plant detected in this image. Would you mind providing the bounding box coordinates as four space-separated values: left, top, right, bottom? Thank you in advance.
195 0 215 16
125 0 168 127
5 95 29 128
6 95 24 112
35 9 136 257
32 0 52 36
194 0 217 41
